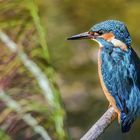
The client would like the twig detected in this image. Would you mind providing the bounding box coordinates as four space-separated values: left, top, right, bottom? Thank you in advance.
0 89 52 140
80 107 117 140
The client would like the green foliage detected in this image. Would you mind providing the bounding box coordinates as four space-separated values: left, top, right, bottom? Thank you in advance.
0 129 11 140
25 0 50 61
0 0 68 139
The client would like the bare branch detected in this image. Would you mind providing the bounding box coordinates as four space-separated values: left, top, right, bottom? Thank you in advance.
80 107 117 140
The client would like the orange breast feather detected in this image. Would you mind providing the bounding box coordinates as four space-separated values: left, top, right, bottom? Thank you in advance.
98 48 120 122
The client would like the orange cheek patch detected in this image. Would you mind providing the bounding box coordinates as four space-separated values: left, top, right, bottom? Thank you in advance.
101 32 115 41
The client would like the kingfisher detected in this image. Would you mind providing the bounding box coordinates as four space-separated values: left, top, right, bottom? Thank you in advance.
67 20 140 133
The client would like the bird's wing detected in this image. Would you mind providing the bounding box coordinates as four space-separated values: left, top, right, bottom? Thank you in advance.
103 62 131 113
102 47 140 132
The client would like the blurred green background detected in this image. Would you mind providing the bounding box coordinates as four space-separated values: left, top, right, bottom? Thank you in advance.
0 0 140 140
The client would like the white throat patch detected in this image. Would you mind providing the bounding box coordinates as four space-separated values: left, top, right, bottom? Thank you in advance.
92 38 127 51
110 38 127 51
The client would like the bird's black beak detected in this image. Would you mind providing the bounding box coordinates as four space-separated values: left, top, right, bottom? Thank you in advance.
67 32 95 40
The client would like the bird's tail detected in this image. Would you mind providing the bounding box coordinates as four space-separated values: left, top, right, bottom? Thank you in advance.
120 112 134 133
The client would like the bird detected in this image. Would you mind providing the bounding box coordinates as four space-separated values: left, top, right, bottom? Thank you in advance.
67 20 140 133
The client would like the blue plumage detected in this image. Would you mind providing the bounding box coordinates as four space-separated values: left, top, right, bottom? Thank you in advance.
67 20 140 133
98 39 140 132
90 20 132 47
91 20 140 132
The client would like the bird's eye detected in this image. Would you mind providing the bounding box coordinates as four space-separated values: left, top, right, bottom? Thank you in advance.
88 30 105 36
96 30 105 35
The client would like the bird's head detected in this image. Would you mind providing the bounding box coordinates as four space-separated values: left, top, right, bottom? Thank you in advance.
67 20 132 48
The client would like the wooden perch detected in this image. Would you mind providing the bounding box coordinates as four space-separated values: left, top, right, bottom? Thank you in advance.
80 107 117 140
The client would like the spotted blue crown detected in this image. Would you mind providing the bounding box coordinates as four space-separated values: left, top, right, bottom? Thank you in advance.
90 20 132 47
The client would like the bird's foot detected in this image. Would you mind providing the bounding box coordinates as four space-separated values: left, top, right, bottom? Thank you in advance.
108 103 112 108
